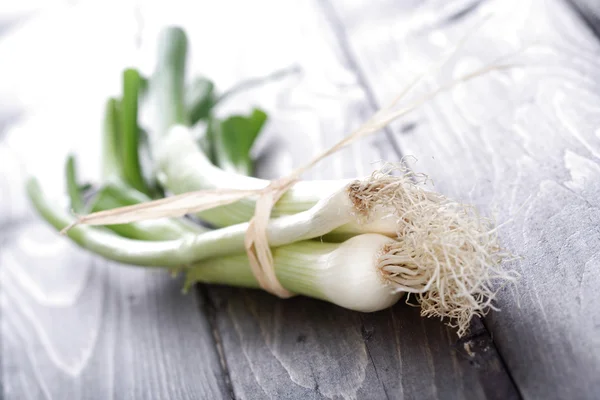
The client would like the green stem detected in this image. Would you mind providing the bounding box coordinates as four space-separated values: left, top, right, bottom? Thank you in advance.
27 177 353 267
27 178 216 266
186 240 334 300
156 128 345 226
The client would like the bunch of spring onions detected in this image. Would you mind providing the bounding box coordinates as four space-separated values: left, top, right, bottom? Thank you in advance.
27 26 517 337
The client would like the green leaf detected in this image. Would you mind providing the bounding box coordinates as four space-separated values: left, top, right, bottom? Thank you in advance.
87 182 152 239
89 181 150 211
87 181 204 240
186 77 216 125
210 108 267 176
65 155 85 213
102 97 121 180
121 68 150 195
151 26 188 137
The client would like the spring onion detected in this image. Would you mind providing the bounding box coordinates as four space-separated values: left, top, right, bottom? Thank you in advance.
186 233 403 312
24 25 521 337
33 171 402 311
155 126 340 227
28 170 397 267
30 170 514 336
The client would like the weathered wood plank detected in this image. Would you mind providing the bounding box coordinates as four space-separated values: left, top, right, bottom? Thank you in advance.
150 0 519 398
0 5 229 399
327 0 600 398
208 287 519 400
1 220 229 399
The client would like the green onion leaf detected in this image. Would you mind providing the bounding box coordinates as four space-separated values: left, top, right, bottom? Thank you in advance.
102 97 122 181
121 68 149 194
88 181 156 239
209 108 267 176
186 77 215 125
88 181 204 240
151 26 188 136
89 181 149 210
65 154 85 213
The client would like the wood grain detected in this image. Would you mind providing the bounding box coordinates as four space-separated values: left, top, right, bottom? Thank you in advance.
208 287 519 400
327 0 600 398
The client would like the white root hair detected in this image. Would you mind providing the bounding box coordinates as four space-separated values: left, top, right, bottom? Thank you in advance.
348 163 518 337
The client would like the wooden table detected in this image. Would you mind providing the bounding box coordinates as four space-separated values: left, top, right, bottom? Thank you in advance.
1 0 599 399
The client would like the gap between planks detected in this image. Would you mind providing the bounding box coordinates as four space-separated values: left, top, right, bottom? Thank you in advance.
196 285 236 400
